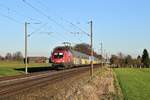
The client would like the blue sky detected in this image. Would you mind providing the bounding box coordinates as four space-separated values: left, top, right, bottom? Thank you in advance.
0 0 150 57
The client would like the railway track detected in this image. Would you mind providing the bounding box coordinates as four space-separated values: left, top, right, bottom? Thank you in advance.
0 65 100 98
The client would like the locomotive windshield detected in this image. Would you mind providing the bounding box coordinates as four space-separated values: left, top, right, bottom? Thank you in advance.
54 52 63 59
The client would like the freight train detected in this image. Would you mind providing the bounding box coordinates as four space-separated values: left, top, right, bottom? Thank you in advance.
50 46 100 69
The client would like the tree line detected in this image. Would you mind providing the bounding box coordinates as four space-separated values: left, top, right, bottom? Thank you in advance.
56 43 102 59
0 51 23 61
110 49 150 68
74 43 101 58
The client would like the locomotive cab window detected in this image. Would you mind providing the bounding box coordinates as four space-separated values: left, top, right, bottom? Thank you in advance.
54 52 63 59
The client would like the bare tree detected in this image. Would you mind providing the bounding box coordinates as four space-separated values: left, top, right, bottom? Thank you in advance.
117 52 125 67
13 51 23 61
110 55 120 67
74 43 98 57
125 55 132 67
0 55 4 61
5 52 12 60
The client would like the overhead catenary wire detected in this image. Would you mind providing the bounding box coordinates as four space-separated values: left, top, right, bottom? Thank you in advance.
0 12 23 24
33 0 89 45
0 9 53 44
23 0 75 45
22 0 90 46
28 23 48 37
0 3 41 23
29 22 72 45
0 3 44 32
34 0 90 36
22 0 70 33
0 1 74 61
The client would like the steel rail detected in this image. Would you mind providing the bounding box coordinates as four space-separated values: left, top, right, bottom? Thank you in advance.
0 65 100 98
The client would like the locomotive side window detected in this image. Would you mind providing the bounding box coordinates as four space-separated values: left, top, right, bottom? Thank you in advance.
54 52 63 59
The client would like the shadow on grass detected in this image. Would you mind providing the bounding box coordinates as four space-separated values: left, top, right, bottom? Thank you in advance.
15 66 56 73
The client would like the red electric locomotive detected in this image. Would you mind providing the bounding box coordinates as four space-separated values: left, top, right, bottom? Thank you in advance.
50 47 74 68
50 46 99 69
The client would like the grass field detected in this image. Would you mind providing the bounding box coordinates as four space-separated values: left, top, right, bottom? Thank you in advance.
114 68 150 100
0 61 51 77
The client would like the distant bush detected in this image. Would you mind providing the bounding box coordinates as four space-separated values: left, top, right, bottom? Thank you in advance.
0 51 23 61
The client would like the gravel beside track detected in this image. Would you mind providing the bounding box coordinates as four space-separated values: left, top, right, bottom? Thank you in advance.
0 65 100 99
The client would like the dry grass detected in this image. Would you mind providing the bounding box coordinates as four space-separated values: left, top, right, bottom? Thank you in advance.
5 67 120 100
